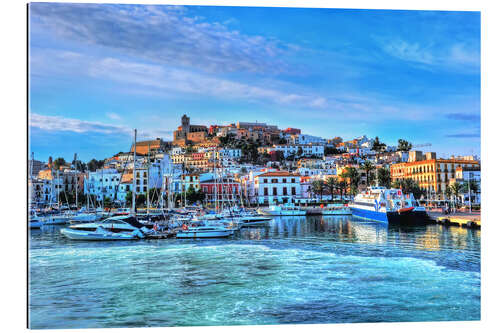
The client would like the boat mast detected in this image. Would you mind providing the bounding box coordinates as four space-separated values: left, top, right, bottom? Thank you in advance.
101 166 104 210
29 152 34 208
146 143 150 215
132 129 137 217
74 153 78 209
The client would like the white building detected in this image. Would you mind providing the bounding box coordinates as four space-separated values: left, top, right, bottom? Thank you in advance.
85 169 122 201
455 167 481 205
262 144 324 158
254 171 301 205
287 134 326 145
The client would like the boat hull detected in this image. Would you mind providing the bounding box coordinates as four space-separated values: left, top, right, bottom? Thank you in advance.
258 208 306 216
176 230 232 238
321 209 352 215
350 207 421 224
30 220 43 229
60 228 137 241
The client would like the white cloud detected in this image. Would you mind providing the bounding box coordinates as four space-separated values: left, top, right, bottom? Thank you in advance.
379 38 479 72
29 112 175 141
29 113 132 135
106 112 122 121
29 3 294 74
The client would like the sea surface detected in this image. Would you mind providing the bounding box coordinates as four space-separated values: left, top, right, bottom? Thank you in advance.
28 216 481 329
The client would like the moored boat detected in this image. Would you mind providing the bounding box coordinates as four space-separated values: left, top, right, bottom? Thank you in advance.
348 186 428 224
258 203 307 216
176 225 233 238
321 204 352 215
60 226 143 240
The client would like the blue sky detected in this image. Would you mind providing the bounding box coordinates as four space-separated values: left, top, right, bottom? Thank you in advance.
29 3 480 162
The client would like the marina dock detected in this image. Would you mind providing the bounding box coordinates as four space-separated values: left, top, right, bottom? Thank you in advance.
427 211 481 229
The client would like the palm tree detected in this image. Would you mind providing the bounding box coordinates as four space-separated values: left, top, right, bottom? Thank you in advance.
448 182 462 209
311 179 326 201
462 179 479 205
376 167 391 187
361 161 376 186
343 167 360 196
371 137 386 153
325 177 338 201
337 180 347 202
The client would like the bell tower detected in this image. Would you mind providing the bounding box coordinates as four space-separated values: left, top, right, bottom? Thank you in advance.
181 114 190 133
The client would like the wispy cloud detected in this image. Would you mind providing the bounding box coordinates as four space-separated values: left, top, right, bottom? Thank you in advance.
29 3 294 74
32 49 329 109
106 112 122 121
445 113 480 122
446 132 480 138
30 113 133 135
378 38 479 73
30 113 174 141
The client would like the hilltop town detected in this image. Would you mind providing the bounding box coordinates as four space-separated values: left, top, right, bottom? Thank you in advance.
29 114 481 210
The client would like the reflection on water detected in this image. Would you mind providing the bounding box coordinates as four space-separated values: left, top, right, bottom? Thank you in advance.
29 216 480 329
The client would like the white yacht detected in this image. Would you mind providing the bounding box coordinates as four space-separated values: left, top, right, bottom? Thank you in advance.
68 216 150 233
61 226 144 240
176 225 234 238
321 204 352 215
258 203 307 216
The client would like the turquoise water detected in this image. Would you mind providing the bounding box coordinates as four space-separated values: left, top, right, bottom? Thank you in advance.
29 216 480 329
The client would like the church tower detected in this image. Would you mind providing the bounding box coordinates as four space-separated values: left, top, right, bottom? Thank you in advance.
181 114 190 133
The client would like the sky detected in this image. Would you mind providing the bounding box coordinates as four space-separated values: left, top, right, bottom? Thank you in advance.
28 3 480 162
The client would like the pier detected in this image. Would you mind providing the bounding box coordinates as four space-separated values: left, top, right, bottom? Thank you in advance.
427 211 481 229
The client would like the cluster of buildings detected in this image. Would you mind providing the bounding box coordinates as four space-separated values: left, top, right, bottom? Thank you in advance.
28 114 481 208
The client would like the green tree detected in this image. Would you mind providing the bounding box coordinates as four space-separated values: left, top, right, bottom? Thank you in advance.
324 146 341 155
371 137 386 153
462 179 479 201
103 196 112 208
325 177 338 201
392 178 425 199
444 186 452 201
448 182 462 207
185 145 197 153
311 179 326 201
87 159 104 172
73 160 86 172
125 191 133 206
136 194 147 207
337 180 348 202
397 139 413 152
343 167 361 196
376 167 391 188
361 161 376 186
53 157 66 170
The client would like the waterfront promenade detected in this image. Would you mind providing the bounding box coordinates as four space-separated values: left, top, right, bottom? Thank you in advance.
427 210 481 228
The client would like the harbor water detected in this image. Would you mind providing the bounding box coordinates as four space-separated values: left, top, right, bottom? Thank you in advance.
29 216 480 329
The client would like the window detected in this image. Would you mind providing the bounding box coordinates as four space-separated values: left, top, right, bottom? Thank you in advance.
271 179 278 183
143 172 147 177
136 172 140 177
143 186 147 192
264 188 268 196
273 187 277 195
283 187 287 195
292 187 296 195
263 178 268 183
291 178 296 183
283 178 287 183
137 187 140 192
